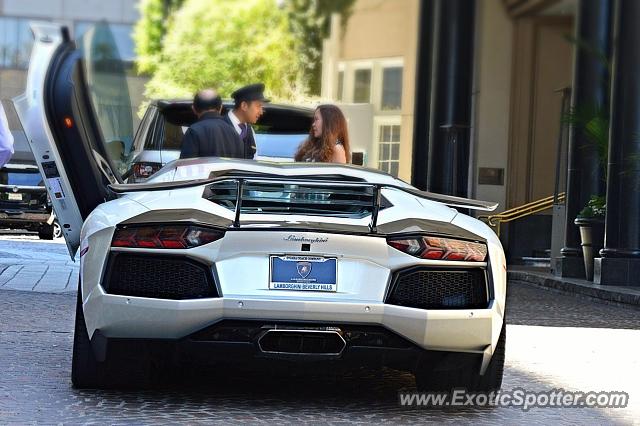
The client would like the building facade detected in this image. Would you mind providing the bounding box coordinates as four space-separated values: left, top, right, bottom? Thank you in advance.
0 0 142 149
322 0 576 212
321 0 419 182
320 0 575 253
323 0 640 286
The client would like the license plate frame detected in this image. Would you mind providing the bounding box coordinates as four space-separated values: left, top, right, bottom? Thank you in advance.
269 255 338 292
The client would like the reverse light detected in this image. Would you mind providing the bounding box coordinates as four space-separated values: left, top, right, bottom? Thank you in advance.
112 225 223 249
388 236 487 262
132 162 162 179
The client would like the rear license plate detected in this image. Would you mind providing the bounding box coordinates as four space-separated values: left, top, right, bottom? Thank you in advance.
7 193 22 201
270 255 337 292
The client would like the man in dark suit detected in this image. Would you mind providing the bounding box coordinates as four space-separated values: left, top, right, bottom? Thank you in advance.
180 89 244 159
223 83 269 159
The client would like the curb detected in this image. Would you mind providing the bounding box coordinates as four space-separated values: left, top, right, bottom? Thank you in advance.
508 269 640 307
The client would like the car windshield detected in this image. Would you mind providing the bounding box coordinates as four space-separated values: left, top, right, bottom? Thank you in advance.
255 134 306 159
160 121 307 157
77 22 139 179
0 169 43 186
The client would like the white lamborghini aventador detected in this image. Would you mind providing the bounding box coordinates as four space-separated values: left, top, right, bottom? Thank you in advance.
14 23 507 391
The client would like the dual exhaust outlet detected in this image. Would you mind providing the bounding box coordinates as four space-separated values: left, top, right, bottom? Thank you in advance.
257 327 346 358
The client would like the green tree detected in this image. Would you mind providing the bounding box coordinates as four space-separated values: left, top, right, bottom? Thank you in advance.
285 0 355 95
134 0 186 75
139 0 301 105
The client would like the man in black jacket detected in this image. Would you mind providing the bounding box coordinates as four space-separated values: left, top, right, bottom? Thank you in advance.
223 83 269 159
180 89 244 159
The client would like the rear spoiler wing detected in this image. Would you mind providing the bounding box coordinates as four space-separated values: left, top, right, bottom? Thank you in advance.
109 176 497 230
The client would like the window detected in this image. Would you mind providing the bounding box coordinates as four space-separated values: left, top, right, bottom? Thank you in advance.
378 124 401 177
381 67 403 110
337 71 344 101
78 22 135 177
0 169 43 186
162 120 187 150
75 22 136 63
353 69 371 103
0 17 34 69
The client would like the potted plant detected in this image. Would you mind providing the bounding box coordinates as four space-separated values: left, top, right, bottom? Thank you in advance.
562 39 611 281
564 103 609 280
574 195 606 281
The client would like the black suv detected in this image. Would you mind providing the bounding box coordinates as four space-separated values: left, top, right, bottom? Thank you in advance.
0 135 56 239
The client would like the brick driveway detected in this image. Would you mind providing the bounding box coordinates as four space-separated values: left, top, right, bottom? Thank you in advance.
0 235 639 424
0 234 78 293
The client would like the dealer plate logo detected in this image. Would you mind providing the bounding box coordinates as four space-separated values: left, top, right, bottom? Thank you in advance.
297 262 312 278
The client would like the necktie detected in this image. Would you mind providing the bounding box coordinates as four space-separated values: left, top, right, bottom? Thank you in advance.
239 123 248 140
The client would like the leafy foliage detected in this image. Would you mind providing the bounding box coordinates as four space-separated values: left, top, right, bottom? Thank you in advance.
137 0 303 108
578 195 606 218
564 34 611 76
563 35 611 220
134 0 186 75
563 104 609 177
284 0 355 95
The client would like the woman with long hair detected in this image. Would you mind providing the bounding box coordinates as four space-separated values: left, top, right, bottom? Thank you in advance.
294 104 351 163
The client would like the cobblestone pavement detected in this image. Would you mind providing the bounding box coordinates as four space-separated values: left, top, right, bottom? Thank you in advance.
1 236 639 423
0 233 78 293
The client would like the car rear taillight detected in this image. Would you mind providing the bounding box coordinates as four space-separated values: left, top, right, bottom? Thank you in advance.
112 225 223 249
132 162 162 179
388 236 487 262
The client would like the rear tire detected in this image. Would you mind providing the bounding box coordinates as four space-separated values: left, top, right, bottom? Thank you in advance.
71 280 155 389
38 224 54 240
71 284 106 389
415 320 506 392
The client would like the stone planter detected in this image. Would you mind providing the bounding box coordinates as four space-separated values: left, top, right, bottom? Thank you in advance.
574 217 605 281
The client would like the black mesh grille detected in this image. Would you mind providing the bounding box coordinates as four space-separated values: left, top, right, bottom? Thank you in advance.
104 254 217 300
387 268 488 310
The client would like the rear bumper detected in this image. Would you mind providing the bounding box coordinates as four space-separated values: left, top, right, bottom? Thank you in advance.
93 320 483 375
0 211 51 225
84 285 503 356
